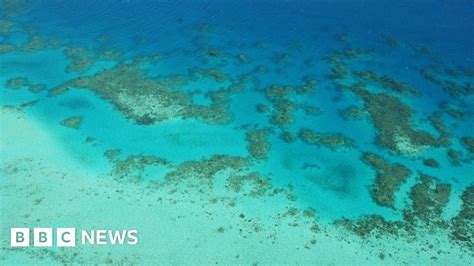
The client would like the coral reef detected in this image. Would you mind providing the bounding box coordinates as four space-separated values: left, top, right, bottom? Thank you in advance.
299 128 354 150
336 175 453 245
99 49 124 61
64 46 97 73
0 0 32 17
428 113 450 146
5 77 29 89
104 149 121 161
227 172 271 197
193 68 228 82
261 80 318 128
237 54 249 63
405 174 451 225
335 215 403 238
413 44 432 56
21 33 46 52
164 155 250 188
246 129 271 160
423 158 440 168
362 152 411 208
461 137 474 153
263 85 297 127
326 57 347 80
256 104 268 113
270 100 297 126
0 19 14 33
353 70 419 95
49 63 233 124
0 44 16 53
300 105 321 116
381 34 399 48
296 79 317 94
111 154 169 182
351 85 442 155
450 185 473 251
274 53 291 64
447 149 463 166
264 85 294 101
60 116 83 129
339 105 364 120
440 102 468 119
280 131 296 143
5 77 45 92
255 64 268 72
324 48 373 81
420 66 474 97
333 48 373 60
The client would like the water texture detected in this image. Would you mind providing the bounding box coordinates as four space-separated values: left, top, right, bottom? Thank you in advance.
0 0 473 264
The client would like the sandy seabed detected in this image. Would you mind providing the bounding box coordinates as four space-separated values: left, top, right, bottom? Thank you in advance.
1 107 470 265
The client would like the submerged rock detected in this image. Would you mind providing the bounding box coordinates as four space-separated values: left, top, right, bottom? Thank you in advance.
60 116 83 129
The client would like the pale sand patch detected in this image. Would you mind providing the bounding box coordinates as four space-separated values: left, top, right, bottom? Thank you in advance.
0 108 471 264
394 132 427 157
116 92 185 122
0 107 86 170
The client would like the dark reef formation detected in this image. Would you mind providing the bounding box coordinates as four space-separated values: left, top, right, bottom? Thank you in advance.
336 174 469 252
299 128 355 150
450 185 473 251
362 152 411 208
5 77 45 93
352 70 419 95
461 137 474 154
50 62 233 125
351 84 444 156
60 116 83 129
246 129 272 160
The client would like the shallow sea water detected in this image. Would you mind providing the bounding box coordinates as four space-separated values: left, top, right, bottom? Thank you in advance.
1 0 473 264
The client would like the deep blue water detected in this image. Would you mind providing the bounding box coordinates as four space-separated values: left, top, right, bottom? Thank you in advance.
19 0 473 61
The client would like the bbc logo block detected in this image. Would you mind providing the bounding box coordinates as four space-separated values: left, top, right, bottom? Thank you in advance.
10 228 138 247
11 228 76 247
33 228 53 247
10 228 29 247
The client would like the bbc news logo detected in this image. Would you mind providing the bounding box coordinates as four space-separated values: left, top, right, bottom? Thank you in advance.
10 228 138 247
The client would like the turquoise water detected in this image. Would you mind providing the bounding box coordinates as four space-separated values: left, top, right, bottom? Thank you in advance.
1 0 473 264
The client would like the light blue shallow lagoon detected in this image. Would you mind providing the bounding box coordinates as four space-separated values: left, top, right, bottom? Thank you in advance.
0 0 473 264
